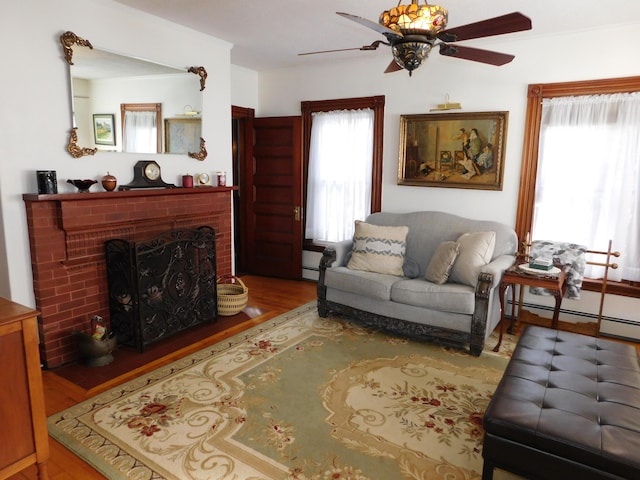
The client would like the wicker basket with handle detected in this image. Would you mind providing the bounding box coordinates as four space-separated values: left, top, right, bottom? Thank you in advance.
216 275 249 316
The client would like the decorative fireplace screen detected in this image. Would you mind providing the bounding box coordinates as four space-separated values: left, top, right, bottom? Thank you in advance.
105 226 217 351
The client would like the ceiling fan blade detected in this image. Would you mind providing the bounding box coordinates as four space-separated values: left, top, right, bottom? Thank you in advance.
299 47 369 56
299 47 365 56
337 12 403 42
384 59 403 73
438 44 515 66
299 40 386 56
437 12 531 43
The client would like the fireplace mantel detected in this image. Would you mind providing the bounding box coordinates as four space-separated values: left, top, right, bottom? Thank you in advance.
24 186 236 368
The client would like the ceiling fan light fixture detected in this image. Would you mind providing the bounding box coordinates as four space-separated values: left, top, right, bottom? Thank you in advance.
380 1 448 35
392 41 432 75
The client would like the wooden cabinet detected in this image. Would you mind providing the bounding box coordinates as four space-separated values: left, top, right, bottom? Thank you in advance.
0 298 49 479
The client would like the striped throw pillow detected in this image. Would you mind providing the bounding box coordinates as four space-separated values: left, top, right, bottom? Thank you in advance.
347 221 408 276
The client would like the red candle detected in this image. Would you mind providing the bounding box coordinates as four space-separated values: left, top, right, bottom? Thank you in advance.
182 175 194 188
217 172 226 187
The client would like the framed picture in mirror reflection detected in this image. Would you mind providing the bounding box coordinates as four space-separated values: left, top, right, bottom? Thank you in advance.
165 117 202 154
93 114 116 146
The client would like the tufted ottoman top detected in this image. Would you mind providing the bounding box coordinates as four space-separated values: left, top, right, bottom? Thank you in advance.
484 325 640 478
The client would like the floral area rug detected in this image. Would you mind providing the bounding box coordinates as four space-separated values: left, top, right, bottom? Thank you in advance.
48 302 518 480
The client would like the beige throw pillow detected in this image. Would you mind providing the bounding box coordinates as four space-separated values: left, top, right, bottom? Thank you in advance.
449 231 496 287
425 241 460 284
347 221 408 276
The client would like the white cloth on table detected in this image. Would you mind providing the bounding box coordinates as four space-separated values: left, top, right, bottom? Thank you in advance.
529 240 587 299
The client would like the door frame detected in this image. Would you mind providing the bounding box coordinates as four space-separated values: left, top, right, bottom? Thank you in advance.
231 105 255 274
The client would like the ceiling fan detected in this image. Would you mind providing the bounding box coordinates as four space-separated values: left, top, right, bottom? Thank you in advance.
300 1 532 76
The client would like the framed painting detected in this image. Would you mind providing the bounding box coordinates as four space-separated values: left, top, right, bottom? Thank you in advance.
164 117 202 154
397 111 508 190
92 114 116 146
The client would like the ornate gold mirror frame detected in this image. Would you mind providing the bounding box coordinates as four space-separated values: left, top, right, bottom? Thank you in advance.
60 31 208 160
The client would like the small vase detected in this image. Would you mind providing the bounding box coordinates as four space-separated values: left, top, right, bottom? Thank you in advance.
101 172 117 191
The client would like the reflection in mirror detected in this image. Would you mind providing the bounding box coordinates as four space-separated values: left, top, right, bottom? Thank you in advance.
121 103 162 153
61 31 207 158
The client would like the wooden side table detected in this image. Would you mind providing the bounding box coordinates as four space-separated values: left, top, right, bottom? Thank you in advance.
0 298 49 480
494 263 567 352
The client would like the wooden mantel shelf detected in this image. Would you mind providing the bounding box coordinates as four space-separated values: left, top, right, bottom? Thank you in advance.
23 185 237 202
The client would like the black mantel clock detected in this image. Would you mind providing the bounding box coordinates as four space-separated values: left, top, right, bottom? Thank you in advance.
118 161 176 190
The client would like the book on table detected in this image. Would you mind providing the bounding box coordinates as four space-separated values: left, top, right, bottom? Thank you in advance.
530 257 553 271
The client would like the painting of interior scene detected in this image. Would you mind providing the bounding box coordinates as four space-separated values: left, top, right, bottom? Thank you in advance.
398 111 507 190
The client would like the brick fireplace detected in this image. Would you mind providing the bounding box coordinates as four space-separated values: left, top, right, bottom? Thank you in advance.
23 187 235 368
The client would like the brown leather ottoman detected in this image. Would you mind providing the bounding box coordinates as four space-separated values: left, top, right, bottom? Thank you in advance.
482 325 640 480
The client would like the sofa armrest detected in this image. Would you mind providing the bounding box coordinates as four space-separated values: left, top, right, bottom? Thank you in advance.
317 241 352 317
326 240 352 268
481 255 516 289
318 240 351 291
469 255 515 355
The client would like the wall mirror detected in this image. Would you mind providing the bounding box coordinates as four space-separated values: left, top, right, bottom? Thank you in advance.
61 31 208 159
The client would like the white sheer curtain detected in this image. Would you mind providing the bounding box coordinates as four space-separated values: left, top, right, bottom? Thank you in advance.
305 108 374 242
123 111 157 153
532 92 640 281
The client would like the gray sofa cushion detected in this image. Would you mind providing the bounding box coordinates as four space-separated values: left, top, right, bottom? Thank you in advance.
347 221 409 276
324 267 399 301
391 278 476 315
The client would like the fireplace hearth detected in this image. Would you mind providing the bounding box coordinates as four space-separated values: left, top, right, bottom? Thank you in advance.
106 226 217 351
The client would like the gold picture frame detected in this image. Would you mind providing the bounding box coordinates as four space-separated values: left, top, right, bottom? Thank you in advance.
397 111 508 190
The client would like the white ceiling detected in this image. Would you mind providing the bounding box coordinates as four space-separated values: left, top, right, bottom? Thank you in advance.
113 0 640 71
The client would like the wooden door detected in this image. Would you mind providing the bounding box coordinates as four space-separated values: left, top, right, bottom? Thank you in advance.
244 116 303 278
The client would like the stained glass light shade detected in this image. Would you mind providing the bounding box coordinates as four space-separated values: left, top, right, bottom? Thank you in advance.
379 1 448 36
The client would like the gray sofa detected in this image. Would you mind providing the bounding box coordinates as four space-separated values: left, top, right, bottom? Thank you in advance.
317 211 518 355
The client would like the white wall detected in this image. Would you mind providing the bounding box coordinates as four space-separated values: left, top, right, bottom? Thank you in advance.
254 23 640 332
231 65 260 108
0 0 233 305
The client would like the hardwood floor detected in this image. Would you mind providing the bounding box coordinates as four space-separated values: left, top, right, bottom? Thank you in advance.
9 275 317 480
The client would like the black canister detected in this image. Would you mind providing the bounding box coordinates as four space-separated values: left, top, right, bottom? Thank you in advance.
37 170 58 194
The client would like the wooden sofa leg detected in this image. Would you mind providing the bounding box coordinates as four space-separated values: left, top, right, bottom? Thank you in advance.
317 299 328 318
469 340 483 357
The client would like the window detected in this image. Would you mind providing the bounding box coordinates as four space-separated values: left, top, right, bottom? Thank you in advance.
516 76 640 296
120 103 162 153
532 93 640 282
305 108 374 242
301 96 384 246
